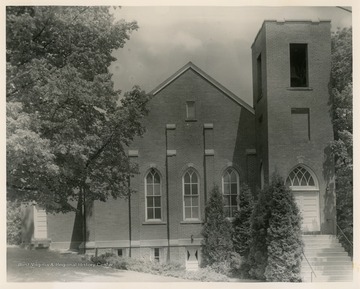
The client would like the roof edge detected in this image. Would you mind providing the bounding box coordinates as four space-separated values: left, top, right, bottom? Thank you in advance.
149 62 255 114
251 19 331 48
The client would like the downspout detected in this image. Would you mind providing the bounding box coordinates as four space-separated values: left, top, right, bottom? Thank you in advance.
203 127 208 209
127 173 132 257
82 185 87 254
165 127 171 261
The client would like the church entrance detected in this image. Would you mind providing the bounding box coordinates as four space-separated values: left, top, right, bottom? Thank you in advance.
286 165 320 232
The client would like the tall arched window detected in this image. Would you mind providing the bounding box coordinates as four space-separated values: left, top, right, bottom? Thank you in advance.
183 168 200 220
222 167 239 218
145 168 161 220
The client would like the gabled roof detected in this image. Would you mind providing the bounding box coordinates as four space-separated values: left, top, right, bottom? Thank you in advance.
149 62 254 114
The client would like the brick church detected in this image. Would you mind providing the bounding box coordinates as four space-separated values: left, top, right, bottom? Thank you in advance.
23 20 337 270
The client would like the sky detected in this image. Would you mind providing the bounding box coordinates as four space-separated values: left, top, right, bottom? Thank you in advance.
109 6 352 106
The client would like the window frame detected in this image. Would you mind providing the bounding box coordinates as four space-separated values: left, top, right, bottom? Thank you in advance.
290 43 309 88
285 165 319 191
182 168 200 221
154 248 160 262
222 167 240 219
145 168 162 221
186 101 196 121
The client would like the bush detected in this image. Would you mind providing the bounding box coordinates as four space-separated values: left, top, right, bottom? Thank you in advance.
7 200 22 245
264 174 303 282
201 185 234 267
90 253 229 281
245 173 304 282
183 267 228 282
232 184 254 256
246 184 273 280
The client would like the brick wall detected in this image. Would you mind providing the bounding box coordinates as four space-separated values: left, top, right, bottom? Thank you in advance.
252 21 335 233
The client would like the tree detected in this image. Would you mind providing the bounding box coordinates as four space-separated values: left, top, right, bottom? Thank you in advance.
7 201 23 245
264 174 303 282
246 182 273 280
232 184 254 276
329 27 352 255
6 6 149 213
201 186 234 267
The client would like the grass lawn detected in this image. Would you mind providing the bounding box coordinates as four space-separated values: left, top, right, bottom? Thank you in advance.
6 246 190 282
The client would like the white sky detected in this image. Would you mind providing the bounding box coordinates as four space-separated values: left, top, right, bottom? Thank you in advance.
110 6 352 106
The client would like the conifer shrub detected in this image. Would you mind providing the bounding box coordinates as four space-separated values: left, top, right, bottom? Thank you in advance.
201 185 234 267
232 184 254 277
246 173 303 281
246 184 273 280
264 174 303 282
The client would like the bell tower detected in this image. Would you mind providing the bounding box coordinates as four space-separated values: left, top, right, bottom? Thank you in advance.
251 20 335 233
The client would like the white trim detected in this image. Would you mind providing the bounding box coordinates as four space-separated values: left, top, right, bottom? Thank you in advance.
204 149 214 156
287 165 320 232
222 167 240 218
166 124 176 130
166 150 177 156
145 168 162 222
128 150 139 157
286 165 319 189
182 168 201 221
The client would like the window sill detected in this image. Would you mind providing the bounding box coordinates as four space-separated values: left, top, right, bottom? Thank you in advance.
180 220 203 224
287 87 313 91
142 221 167 225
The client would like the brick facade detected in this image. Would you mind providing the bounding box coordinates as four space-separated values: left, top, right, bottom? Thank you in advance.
24 20 335 266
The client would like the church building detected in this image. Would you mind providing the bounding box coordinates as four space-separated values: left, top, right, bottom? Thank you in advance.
23 20 340 275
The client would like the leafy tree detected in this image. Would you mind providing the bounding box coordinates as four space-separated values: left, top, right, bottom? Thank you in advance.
264 174 303 282
6 6 149 213
329 27 352 255
201 186 234 266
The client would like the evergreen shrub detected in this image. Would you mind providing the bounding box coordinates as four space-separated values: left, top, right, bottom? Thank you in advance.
201 185 234 267
264 174 303 282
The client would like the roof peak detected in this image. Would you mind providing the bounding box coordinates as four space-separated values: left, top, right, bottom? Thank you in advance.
149 62 254 114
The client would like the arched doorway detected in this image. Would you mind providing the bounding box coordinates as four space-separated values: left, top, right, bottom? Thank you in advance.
286 165 320 232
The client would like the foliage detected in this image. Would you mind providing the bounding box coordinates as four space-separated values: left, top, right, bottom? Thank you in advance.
201 185 234 267
6 7 149 213
246 174 303 281
232 184 254 257
246 181 273 280
90 253 229 281
232 184 254 278
264 174 303 282
7 201 23 245
330 27 352 255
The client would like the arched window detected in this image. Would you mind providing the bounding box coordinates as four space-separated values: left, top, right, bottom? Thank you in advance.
285 165 318 190
183 168 200 220
222 167 239 218
145 168 161 220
